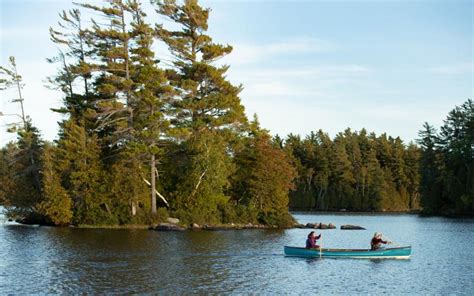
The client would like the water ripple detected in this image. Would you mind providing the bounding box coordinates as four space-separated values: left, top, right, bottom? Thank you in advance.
0 213 473 294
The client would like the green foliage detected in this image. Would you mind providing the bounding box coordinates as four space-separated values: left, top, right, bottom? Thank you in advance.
107 153 150 224
0 144 17 206
56 120 112 225
286 128 421 212
232 120 297 226
6 120 44 214
154 0 247 135
418 99 474 215
37 143 73 225
168 131 235 224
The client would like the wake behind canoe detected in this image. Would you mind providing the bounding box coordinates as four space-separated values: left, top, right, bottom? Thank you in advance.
284 245 411 259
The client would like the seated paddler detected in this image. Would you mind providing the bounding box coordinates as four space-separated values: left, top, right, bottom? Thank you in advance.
371 232 391 250
306 231 321 249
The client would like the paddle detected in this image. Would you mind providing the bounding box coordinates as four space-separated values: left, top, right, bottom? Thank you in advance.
382 234 400 246
319 234 322 258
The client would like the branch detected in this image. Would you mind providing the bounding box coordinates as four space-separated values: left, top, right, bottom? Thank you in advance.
142 177 169 207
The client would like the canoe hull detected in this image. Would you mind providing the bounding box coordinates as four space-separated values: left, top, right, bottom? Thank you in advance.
284 246 411 259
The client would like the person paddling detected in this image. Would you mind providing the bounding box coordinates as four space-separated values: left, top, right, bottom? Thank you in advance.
371 232 391 250
306 231 321 249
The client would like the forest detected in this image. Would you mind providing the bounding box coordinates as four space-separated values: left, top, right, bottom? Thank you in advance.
284 97 474 216
0 0 472 228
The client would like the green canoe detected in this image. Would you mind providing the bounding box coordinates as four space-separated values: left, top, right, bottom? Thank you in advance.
284 245 412 259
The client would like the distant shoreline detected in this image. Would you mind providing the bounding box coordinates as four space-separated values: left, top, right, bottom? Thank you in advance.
290 209 474 218
290 209 421 215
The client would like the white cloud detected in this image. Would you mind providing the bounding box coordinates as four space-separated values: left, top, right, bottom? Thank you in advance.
430 62 473 75
227 64 374 103
222 37 337 65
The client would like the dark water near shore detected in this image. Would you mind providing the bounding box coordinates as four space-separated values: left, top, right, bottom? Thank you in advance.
1 208 473 294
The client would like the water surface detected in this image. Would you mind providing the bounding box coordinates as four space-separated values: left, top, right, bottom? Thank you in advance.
1 209 473 294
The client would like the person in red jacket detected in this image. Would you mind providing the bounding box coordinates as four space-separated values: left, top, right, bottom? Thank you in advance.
306 231 321 249
371 232 391 250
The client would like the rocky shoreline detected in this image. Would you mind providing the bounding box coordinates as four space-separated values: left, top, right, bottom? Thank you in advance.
5 215 366 231
149 218 366 231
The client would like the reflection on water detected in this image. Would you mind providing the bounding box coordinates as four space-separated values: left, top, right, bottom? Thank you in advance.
0 212 473 294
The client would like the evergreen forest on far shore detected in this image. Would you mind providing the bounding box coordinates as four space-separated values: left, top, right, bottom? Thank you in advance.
0 0 472 228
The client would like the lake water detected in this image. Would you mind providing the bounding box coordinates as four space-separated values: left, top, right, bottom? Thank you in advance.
1 208 473 294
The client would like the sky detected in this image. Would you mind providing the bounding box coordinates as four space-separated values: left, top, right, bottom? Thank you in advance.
0 0 472 146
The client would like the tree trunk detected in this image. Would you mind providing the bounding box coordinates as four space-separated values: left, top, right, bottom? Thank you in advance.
151 154 157 215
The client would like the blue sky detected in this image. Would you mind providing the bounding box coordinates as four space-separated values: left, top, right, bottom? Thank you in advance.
1 0 472 146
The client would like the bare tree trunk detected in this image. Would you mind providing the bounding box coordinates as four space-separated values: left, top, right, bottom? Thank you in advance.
12 59 26 128
151 154 157 215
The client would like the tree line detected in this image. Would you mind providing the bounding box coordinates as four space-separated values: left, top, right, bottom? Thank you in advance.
281 129 421 212
283 99 473 215
1 1 472 227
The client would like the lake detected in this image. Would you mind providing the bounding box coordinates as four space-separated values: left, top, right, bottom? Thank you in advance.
1 208 473 294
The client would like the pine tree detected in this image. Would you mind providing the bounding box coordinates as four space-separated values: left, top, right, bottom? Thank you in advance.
404 143 421 209
365 141 387 211
155 0 247 223
0 144 17 206
417 122 443 214
78 0 136 144
56 120 109 225
128 0 173 215
329 134 355 209
7 120 44 216
170 130 234 224
1 57 43 217
234 119 296 226
37 143 73 225
438 99 474 213
154 0 246 134
48 8 93 121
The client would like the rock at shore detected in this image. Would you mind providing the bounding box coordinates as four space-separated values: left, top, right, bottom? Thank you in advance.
190 223 201 229
166 217 180 224
150 223 186 231
305 222 336 229
340 224 366 230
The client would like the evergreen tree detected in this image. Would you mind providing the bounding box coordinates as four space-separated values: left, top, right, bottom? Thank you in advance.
417 122 443 214
78 0 136 144
440 100 474 212
170 130 234 224
329 134 355 209
1 57 43 217
365 142 387 210
6 120 44 216
37 143 73 225
56 120 109 224
154 0 246 134
234 119 296 226
128 0 174 215
0 144 17 206
404 143 421 209
48 8 93 121
155 0 247 223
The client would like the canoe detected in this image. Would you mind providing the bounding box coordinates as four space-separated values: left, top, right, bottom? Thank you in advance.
284 245 411 259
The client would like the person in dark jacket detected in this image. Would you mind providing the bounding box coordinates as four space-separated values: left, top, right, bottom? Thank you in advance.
371 232 391 250
306 231 321 249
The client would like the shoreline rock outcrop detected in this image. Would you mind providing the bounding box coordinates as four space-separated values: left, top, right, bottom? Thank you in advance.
340 224 366 230
150 223 186 231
